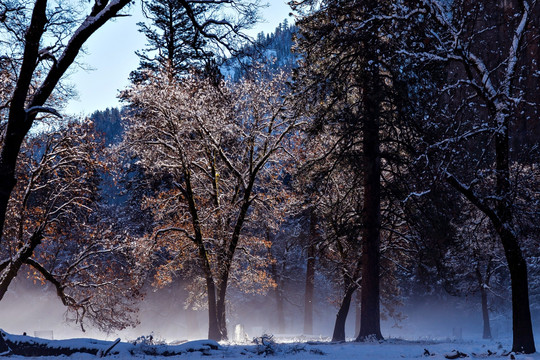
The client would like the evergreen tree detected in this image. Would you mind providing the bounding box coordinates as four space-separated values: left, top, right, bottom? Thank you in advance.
223 21 297 81
133 0 211 79
90 108 124 146
291 0 421 341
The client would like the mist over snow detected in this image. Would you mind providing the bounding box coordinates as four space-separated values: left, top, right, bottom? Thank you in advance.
0 276 530 344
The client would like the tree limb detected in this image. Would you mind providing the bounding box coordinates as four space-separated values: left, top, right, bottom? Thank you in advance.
23 258 77 307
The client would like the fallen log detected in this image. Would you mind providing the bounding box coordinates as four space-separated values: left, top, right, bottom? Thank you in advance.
0 330 220 357
444 350 468 359
100 338 121 357
0 331 11 356
2 332 101 357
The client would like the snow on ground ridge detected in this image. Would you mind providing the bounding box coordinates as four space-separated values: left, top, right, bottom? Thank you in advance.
3 333 540 360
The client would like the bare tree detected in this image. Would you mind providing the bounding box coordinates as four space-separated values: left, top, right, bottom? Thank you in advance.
402 0 538 352
121 67 298 340
0 0 136 241
0 120 142 331
0 0 264 331
0 0 262 241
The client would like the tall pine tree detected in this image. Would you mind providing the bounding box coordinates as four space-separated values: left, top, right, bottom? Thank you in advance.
133 0 212 79
291 0 421 341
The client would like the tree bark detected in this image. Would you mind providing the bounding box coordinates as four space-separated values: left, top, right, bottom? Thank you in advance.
216 285 228 340
206 277 221 341
181 172 222 341
213 176 257 341
271 262 286 333
332 285 356 342
475 266 492 340
356 55 383 342
494 115 535 353
304 239 316 335
499 229 535 353
0 153 21 243
480 284 492 339
355 292 361 338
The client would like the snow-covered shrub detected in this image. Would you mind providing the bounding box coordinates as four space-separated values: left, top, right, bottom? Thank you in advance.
252 334 276 355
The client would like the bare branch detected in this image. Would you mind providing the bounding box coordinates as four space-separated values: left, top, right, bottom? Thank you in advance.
23 258 77 307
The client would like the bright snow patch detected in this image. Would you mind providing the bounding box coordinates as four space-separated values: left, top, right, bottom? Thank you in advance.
2 333 540 360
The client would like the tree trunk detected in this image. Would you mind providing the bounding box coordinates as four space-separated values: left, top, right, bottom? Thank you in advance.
480 284 492 339
183 170 225 341
0 0 48 242
356 57 383 342
475 266 492 340
494 115 535 353
447 171 536 353
206 277 221 341
355 292 361 338
332 286 356 342
276 287 286 334
0 231 43 301
499 229 535 353
216 285 228 341
304 241 315 335
271 262 286 334
0 161 19 242
212 178 257 342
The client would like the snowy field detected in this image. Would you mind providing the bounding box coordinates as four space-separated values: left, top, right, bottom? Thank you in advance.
3 334 540 360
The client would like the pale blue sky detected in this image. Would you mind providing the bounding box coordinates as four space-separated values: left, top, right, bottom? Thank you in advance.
65 1 292 116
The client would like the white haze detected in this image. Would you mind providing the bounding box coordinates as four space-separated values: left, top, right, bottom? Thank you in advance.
1 277 531 345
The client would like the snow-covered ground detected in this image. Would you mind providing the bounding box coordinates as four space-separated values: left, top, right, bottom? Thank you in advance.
3 333 540 360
